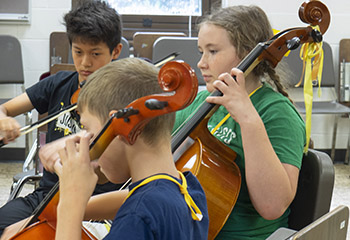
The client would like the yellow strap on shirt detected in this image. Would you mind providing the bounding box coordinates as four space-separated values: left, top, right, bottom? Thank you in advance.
210 85 262 134
124 171 203 221
295 25 324 152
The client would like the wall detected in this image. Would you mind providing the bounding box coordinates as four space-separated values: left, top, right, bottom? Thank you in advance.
0 0 349 151
223 0 350 151
0 0 71 149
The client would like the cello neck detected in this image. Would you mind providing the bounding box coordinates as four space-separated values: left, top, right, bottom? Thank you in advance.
171 42 266 153
25 182 60 227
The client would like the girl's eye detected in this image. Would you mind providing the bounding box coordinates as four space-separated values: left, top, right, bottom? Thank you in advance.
209 50 218 54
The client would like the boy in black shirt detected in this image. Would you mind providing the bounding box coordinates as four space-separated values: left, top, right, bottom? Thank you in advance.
0 1 124 236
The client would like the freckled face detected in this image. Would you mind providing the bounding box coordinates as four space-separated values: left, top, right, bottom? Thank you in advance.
80 109 130 184
197 23 241 92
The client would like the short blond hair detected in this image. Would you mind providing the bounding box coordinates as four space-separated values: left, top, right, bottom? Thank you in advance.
78 58 175 145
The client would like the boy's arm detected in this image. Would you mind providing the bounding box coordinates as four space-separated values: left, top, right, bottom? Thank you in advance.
0 93 34 144
56 202 85 240
0 191 128 240
40 132 111 184
39 132 86 173
84 190 129 221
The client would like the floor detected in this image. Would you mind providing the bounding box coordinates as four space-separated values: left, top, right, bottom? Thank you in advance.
0 159 350 239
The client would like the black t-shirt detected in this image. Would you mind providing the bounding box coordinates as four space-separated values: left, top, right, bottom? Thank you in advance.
26 71 121 194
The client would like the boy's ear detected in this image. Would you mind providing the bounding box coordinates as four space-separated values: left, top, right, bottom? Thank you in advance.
109 110 118 117
111 43 123 60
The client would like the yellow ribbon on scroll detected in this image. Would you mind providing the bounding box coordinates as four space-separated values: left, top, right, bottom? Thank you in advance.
296 25 324 152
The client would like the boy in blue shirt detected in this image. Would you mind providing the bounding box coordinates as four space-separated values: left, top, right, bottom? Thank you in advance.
55 58 209 239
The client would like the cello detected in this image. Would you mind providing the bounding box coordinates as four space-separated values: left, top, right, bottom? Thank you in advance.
7 60 199 239
173 0 330 239
8 0 331 238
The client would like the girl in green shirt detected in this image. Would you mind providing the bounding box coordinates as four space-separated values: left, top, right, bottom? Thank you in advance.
173 5 306 240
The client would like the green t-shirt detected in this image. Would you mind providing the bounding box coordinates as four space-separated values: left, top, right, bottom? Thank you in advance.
173 83 306 240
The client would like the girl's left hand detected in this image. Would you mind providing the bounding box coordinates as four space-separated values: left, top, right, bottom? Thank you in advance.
205 68 256 124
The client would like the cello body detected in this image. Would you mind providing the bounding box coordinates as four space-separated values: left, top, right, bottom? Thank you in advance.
175 116 241 240
8 191 98 240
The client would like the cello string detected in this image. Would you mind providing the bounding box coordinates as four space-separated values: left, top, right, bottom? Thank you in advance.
210 84 263 134
171 70 256 138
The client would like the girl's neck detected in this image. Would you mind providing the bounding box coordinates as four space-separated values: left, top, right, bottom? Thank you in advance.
245 74 262 95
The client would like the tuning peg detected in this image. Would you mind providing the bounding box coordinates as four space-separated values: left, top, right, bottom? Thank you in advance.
287 37 301 50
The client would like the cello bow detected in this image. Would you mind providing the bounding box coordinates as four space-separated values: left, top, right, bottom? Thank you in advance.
0 52 180 148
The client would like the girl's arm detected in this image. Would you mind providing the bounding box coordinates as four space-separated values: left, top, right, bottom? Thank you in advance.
206 69 300 220
239 113 299 220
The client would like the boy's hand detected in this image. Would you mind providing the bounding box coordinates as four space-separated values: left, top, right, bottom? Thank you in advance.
0 116 21 144
55 132 98 207
39 131 85 173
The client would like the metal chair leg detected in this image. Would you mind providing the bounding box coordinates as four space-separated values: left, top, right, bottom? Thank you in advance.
345 115 350 164
8 173 43 202
331 115 339 162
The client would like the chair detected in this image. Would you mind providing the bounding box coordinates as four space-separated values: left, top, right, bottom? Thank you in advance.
282 41 350 163
0 35 33 157
267 205 349 240
288 149 335 230
119 37 130 59
50 31 71 66
8 137 43 201
152 36 204 85
0 35 41 200
133 32 186 60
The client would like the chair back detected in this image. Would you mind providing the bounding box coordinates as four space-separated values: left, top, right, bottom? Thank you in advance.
288 149 335 230
0 35 24 84
267 205 349 240
152 36 204 85
291 205 349 240
119 37 130 59
133 32 186 60
282 41 335 87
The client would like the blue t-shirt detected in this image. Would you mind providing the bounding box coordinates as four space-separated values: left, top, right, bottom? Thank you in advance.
104 171 209 240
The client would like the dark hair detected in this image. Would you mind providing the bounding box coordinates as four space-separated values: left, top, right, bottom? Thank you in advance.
64 0 122 54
